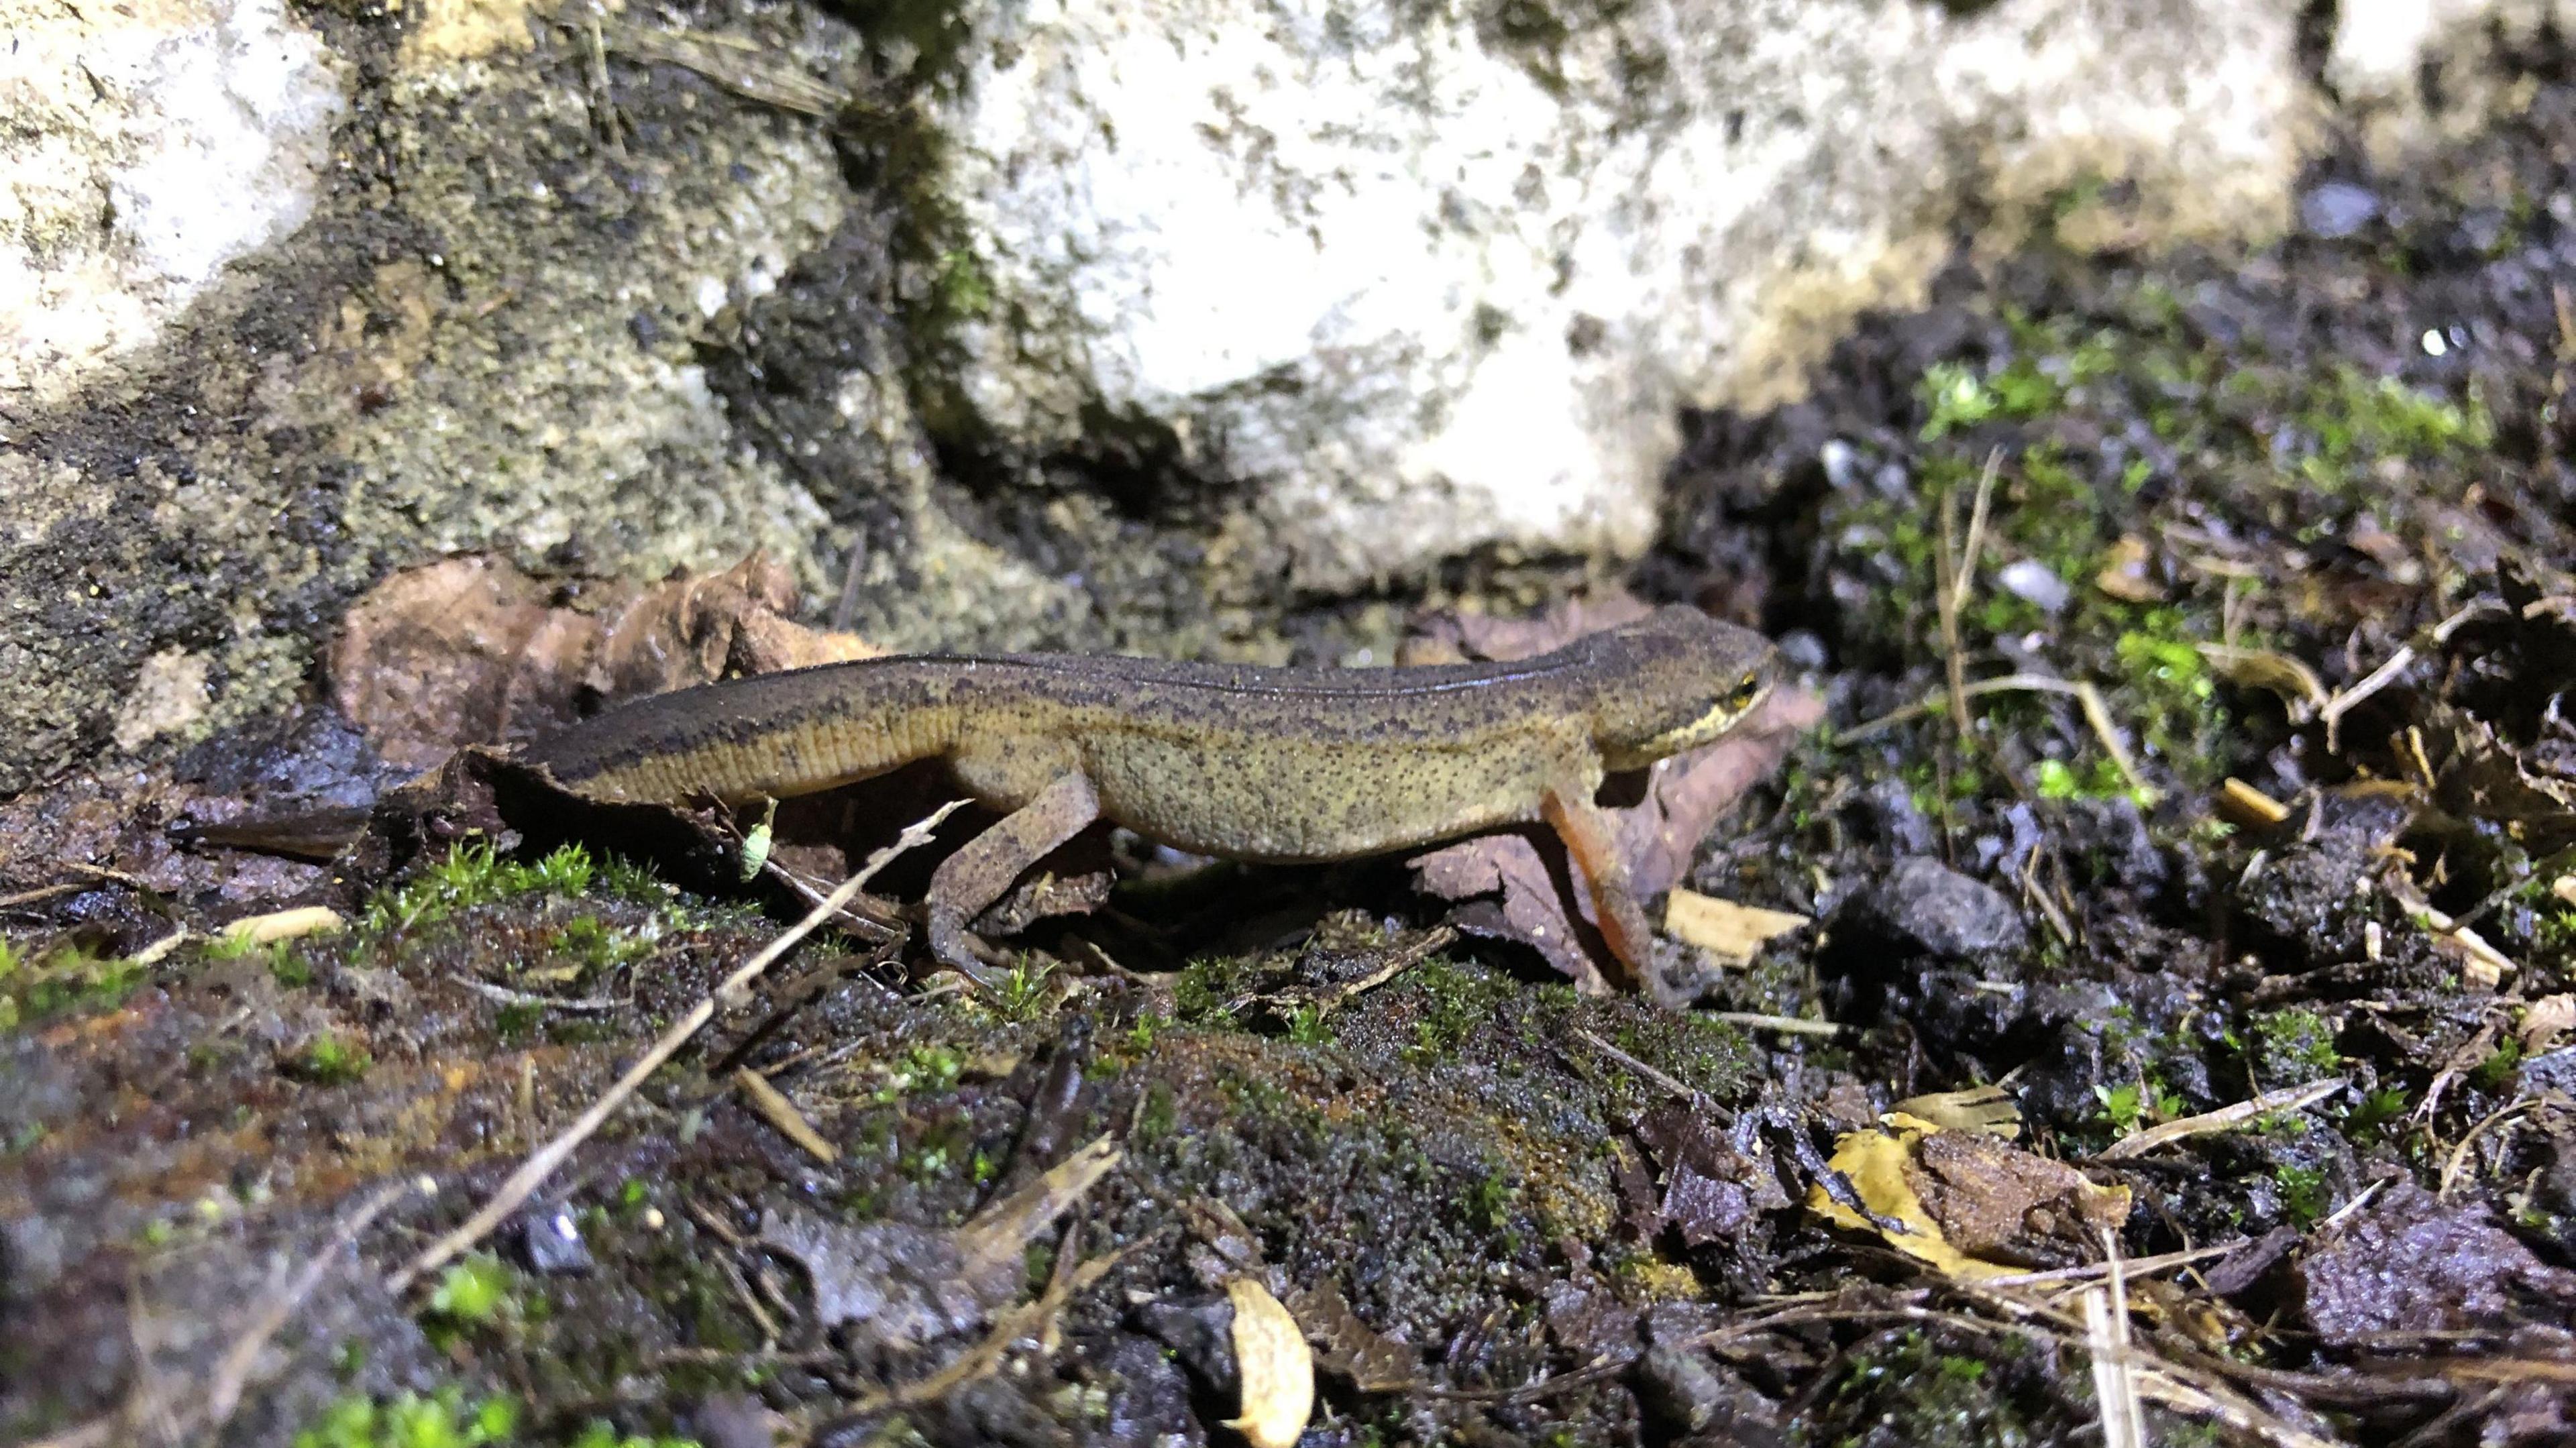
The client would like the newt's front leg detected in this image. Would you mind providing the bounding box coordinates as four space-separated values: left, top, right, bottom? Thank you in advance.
1540 781 1681 1007
925 772 1103 983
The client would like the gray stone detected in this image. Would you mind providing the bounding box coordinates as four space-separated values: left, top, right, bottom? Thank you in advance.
2300 181 2381 239
1843 856 2029 960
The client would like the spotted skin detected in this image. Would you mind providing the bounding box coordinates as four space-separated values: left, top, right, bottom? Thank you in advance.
523 606 1780 1002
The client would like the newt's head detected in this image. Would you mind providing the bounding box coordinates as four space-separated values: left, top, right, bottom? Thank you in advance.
1587 606 1782 771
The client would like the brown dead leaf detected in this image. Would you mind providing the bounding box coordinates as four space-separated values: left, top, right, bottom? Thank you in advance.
761 1135 1118 1351
1395 592 1658 666
1806 1113 2129 1280
1285 1280 1419 1392
1409 832 1607 991
1409 684 1819 985
2521 995 2576 1054
331 552 875 768
2422 705 2576 855
1224 1278 1315 1448
1633 1102 1792 1247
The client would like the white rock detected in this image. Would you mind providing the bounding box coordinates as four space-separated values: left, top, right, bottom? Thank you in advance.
936 0 2309 588
2323 1 2576 160
0 0 344 403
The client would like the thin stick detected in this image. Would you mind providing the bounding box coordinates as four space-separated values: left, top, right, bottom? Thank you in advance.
1572 1027 1709 1103
1316 925 1456 1017
2320 645 2414 755
1951 448 2002 618
2084 1228 2147 1448
2092 1078 2344 1162
2439 1096 2537 1202
2070 681 2156 802
449 974 625 1013
0 881 85 909
1976 1237 2249 1290
1935 478 1976 742
1845 673 2154 801
733 1066 839 1164
386 800 968 1294
1711 1011 1844 1038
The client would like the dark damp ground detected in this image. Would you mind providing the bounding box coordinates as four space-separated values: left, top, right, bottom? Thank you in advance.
10 62 2576 1448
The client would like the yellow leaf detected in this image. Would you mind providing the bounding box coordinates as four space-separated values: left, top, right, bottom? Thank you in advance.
1224 1278 1314 1448
1663 889 1811 961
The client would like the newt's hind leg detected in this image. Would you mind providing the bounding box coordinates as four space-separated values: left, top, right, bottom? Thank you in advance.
926 772 1102 983
1540 781 1676 1007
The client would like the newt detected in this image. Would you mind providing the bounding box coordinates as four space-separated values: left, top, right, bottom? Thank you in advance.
523 606 1780 1004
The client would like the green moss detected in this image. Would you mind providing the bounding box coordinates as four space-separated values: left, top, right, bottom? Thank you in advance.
1 939 145 1027
1462 1169 1517 1233
2273 1163 2330 1227
2093 1076 2183 1138
2284 366 2491 494
1811 1330 2043 1448
2247 1008 2342 1081
268 944 316 987
1919 361 2003 441
2344 1086 2412 1146
1134 1081 1178 1144
873 1043 967 1103
597 854 671 904
2470 1039 2524 1094
2033 755 2135 801
428 1255 519 1329
1284 1002 1333 1046
1397 957 1503 1064
548 915 659 977
362 843 600 936
1173 954 1260 1027
294 1389 519 1448
289 1032 373 1085
987 957 1059 1021
1605 1011 1756 1103
568 1423 700 1448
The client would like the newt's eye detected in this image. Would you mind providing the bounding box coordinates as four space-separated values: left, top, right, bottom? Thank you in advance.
1724 675 1764 712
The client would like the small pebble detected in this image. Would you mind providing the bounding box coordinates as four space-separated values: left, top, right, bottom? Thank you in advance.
1818 439 1861 490
1995 558 2070 614
2300 180 2379 239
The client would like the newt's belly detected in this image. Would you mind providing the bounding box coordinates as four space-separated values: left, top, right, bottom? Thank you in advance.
1075 727 1580 862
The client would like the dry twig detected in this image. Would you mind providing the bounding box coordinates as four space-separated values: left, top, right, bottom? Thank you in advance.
2320 646 2416 754
2092 1078 2345 1162
386 800 967 1294
733 1066 839 1165
2082 1229 2147 1448
1846 673 2154 801
2439 1096 2538 1201
1711 1011 1845 1038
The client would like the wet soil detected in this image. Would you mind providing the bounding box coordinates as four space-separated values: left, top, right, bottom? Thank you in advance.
9 56 2576 1448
